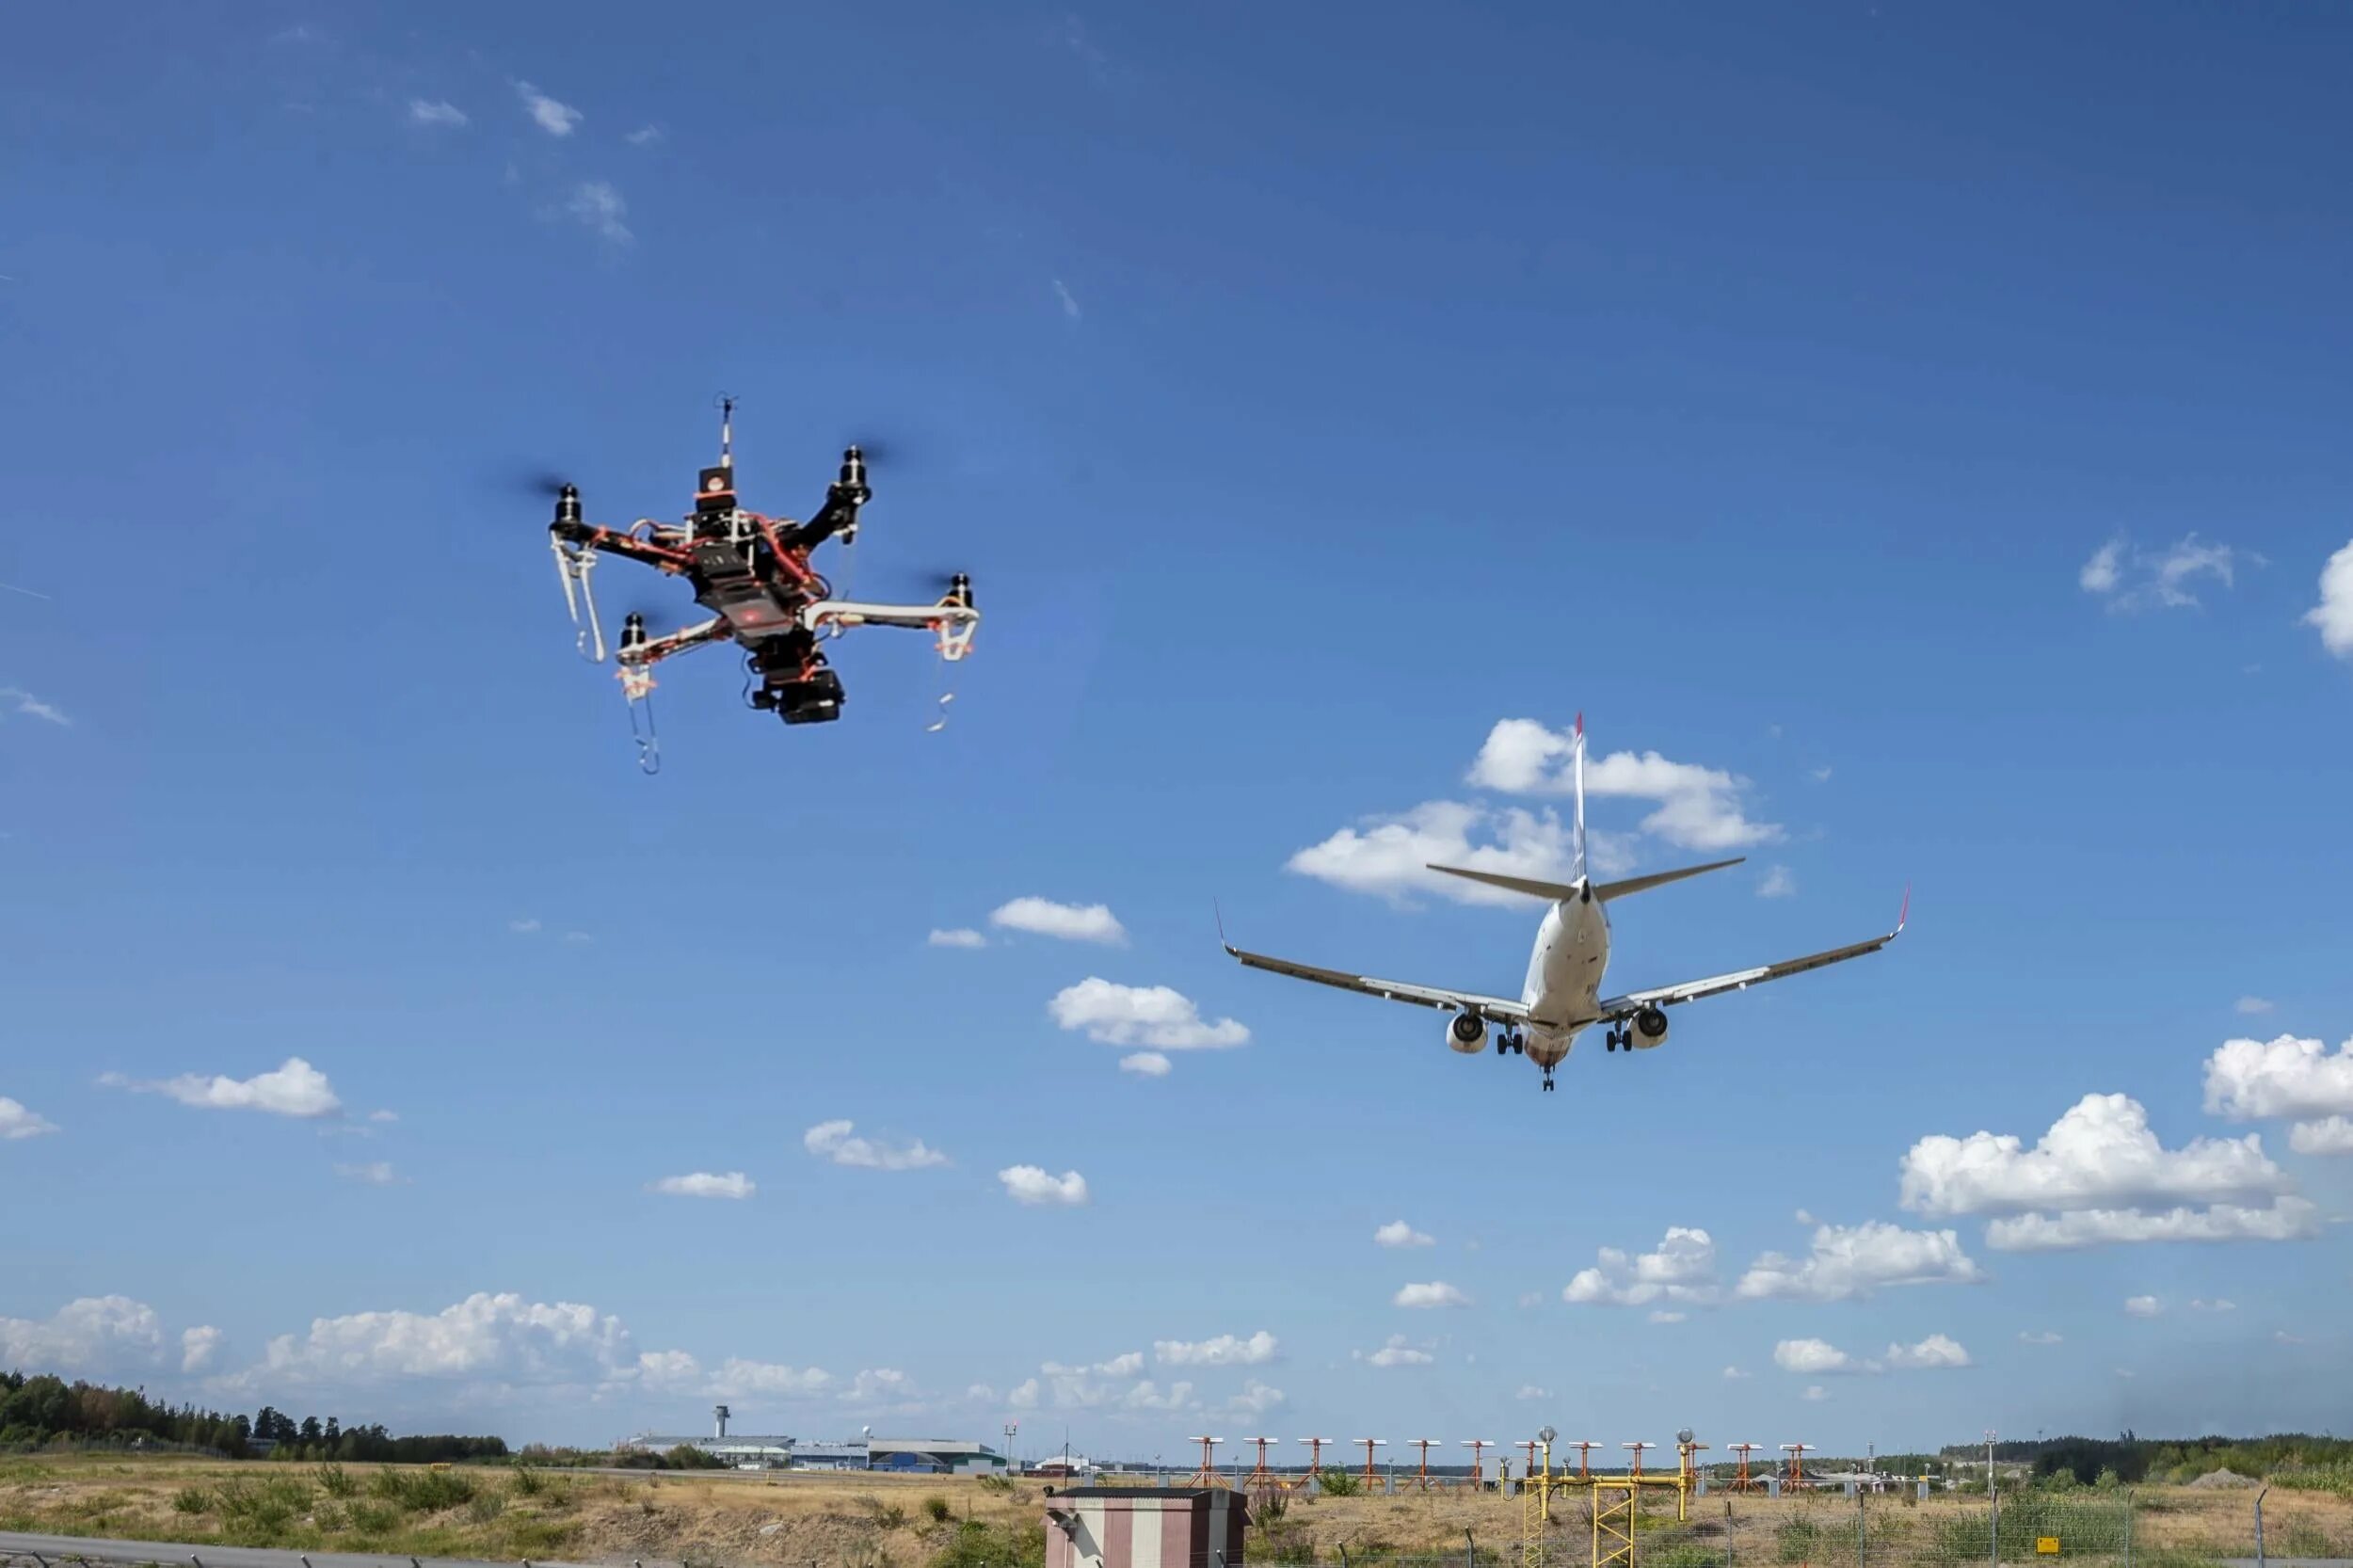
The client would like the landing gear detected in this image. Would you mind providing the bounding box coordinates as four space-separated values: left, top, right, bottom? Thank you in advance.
1498 1031 1526 1057
1541 1064 1556 1093
1605 1028 1620 1052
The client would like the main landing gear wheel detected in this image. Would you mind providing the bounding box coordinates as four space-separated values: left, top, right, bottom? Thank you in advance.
1541 1065 1556 1093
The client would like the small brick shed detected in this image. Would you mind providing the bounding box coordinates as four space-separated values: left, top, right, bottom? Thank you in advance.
1045 1486 1250 1568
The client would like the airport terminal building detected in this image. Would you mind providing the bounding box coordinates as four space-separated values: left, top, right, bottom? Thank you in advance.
619 1425 1005 1474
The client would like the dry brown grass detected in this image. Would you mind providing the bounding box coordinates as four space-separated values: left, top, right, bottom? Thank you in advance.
3 1457 2348 1566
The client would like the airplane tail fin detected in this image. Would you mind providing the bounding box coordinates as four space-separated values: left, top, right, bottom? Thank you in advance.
1590 857 1746 902
1570 711 1588 884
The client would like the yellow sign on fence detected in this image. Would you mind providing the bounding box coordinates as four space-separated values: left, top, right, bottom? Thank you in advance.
2037 1538 2061 1555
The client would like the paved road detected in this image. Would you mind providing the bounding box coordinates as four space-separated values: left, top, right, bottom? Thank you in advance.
0 1532 672 1568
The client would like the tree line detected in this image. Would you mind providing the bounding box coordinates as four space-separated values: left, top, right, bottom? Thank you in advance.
1937 1432 2353 1486
0 1369 507 1464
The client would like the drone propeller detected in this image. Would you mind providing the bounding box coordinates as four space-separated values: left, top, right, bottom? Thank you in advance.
504 466 577 501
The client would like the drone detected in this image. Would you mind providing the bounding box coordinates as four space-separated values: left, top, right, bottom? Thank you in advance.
546 400 979 769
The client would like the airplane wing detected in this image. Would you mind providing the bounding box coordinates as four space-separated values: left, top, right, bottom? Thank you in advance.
1221 938 1543 1026
1594 889 1908 1019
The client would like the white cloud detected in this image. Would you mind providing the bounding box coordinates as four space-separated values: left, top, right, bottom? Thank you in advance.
1394 1281 1470 1309
1736 1221 1983 1302
1042 1351 1145 1378
1048 979 1248 1049
1287 799 1609 906
1051 279 1082 320
1775 1337 1862 1375
1649 1310 1689 1324
2235 997 2277 1016
2275 1331 2309 1346
1364 1334 1434 1368
181 1325 223 1373
2189 1298 2236 1313
2124 1296 2163 1318
1226 1379 1286 1416
1883 1334 1972 1369
1008 1378 1040 1409
709 1357 832 1398
562 930 592 944
1517 1384 1553 1400
368 1110 398 1124
335 1160 404 1187
1375 1220 1435 1249
1 687 70 726
928 927 988 949
2289 1116 2353 1156
0 1096 59 1140
1899 1092 2296 1218
1794 1208 1817 1225
648 1171 755 1199
804 1119 948 1172
2303 539 2353 658
990 897 1128 945
1119 1051 1172 1078
1721 1366 1752 1380
844 1368 915 1405
999 1164 1089 1207
1757 865 1797 899
1810 765 1834 783
1465 722 1784 851
1118 1379 1196 1412
250 1291 647 1390
2019 1331 2063 1345
965 1383 999 1403
566 181 632 245
101 1056 341 1119
2081 534 2249 612
637 1350 702 1390
0 1297 166 1375
1986 1198 2320 1251
625 124 664 146
408 99 468 127
508 918 541 934
1155 1331 1276 1367
515 81 582 136
1564 1226 1720 1307
1802 1384 1830 1402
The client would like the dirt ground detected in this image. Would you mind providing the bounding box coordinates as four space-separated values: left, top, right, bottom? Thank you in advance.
3 1457 2347 1567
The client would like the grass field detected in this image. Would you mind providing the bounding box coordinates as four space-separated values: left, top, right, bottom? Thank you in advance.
4 1456 2348 1568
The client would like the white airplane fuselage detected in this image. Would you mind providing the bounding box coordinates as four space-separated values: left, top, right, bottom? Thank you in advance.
1518 888 1611 1067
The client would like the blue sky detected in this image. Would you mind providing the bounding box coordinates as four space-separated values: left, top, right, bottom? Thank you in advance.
6 1 2353 1461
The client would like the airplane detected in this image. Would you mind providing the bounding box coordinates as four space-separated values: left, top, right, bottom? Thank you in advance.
1221 715 1905 1093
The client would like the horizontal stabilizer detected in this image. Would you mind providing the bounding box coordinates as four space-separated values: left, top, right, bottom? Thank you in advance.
1425 864 1583 902
1591 856 1745 903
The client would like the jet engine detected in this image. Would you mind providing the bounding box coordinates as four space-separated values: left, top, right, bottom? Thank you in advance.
1447 1012 1488 1054
1628 1005 1671 1048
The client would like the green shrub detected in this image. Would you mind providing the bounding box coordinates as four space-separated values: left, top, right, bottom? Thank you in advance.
509 1465 549 1498
171 1485 213 1515
1314 1467 1360 1497
468 1491 507 1524
924 1495 954 1524
930 1519 1047 1568
315 1464 358 1498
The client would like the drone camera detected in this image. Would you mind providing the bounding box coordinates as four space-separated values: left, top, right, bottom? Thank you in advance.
554 484 583 527
695 465 736 516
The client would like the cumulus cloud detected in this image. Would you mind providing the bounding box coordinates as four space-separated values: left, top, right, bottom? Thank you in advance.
0 1096 59 1139
181 1325 224 1373
928 928 988 949
1564 1227 1720 1307
2019 1331 2063 1345
0 1297 165 1374
252 1292 641 1389
1051 279 1083 320
1883 1334 1972 1369
2289 1116 2353 1156
648 1171 756 1199
1227 1379 1286 1415
1758 865 1797 899
990 897 1127 945
625 124 664 147
1119 1379 1196 1412
1363 1334 1434 1368
1465 721 1784 851
1722 1366 1752 1380
1736 1222 1983 1302
2235 997 2277 1016
1008 1378 1040 1409
1119 1051 1172 1078
1901 1091 2294 1212
1802 1384 1830 1402
1376 1220 1436 1248
1287 799 1612 906
1 687 70 726
1394 1281 1470 1309
1650 1310 1688 1324
508 918 542 934
2303 539 2353 658
2124 1296 2163 1318
1774 1335 1968 1375
804 1120 948 1172
566 181 632 245
1775 1337 1862 1375
1986 1199 2320 1251
514 81 581 136
999 1164 1089 1207
2190 1298 2236 1313
1040 1351 1144 1379
2205 1034 2353 1156
1048 979 1248 1049
408 99 467 127
2081 534 2249 612
709 1358 832 1398
335 1160 405 1187
1156 1331 1276 1367
1517 1384 1553 1400
101 1056 341 1118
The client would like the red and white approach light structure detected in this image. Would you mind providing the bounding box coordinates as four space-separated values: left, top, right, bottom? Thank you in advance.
1188 1436 1225 1487
1624 1442 1655 1479
1782 1444 1816 1491
1243 1438 1278 1490
1355 1438 1387 1485
1569 1441 1601 1480
1300 1438 1334 1483
1727 1444 1764 1494
1519 1440 1542 1480
1463 1440 1494 1488
1410 1439 1444 1491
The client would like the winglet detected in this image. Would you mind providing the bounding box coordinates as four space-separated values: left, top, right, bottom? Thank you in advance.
1894 883 1911 936
1213 898 1235 954
1574 711 1584 740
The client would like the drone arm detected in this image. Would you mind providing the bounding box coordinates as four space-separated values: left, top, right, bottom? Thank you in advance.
550 520 693 575
619 616 729 668
801 599 981 662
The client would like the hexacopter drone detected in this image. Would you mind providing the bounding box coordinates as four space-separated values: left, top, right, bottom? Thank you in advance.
546 400 979 770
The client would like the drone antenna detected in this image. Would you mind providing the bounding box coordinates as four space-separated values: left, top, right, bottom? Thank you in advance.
715 392 735 471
